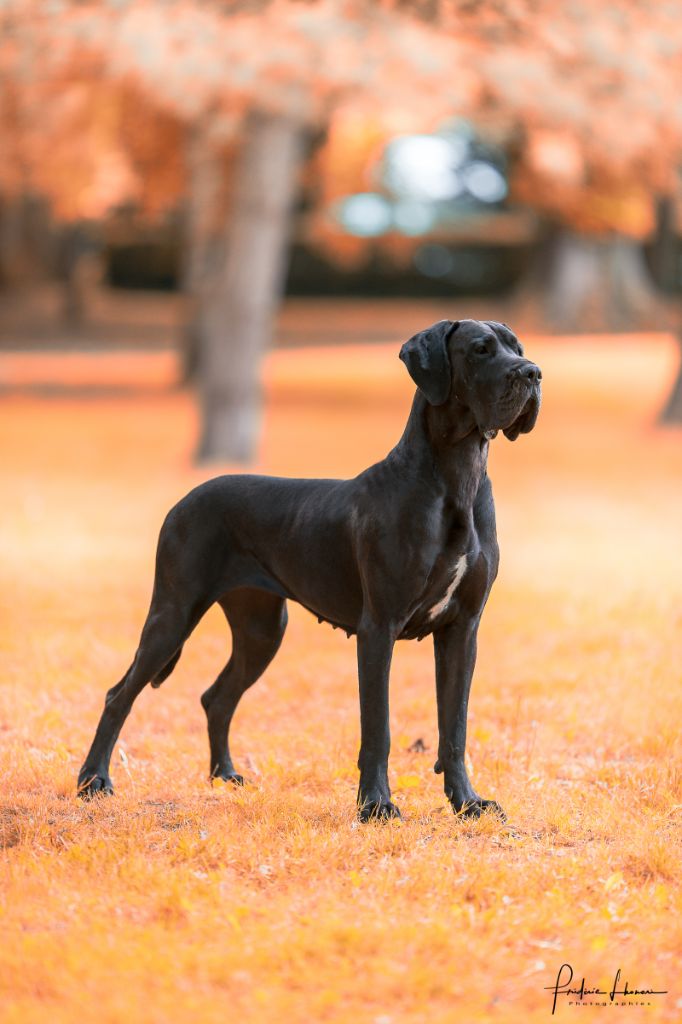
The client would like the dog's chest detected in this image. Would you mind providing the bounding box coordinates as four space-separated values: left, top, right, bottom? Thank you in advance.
426 554 468 620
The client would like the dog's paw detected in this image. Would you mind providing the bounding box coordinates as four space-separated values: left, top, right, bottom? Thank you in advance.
452 798 506 822
77 772 114 800
211 772 245 788
358 799 402 823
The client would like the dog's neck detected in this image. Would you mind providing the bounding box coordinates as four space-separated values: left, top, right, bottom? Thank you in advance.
393 391 489 511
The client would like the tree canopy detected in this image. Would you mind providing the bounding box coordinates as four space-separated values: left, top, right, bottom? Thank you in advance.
3 0 682 233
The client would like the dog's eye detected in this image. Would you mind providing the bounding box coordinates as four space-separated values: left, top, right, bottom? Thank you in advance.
473 343 489 356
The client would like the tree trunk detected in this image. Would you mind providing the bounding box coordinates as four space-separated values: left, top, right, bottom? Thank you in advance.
0 196 30 285
650 195 678 294
660 332 682 423
0 192 54 287
519 227 663 333
180 120 223 384
195 110 305 462
58 223 99 326
652 196 682 424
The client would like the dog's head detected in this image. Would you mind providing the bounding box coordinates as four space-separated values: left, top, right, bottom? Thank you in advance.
399 319 541 440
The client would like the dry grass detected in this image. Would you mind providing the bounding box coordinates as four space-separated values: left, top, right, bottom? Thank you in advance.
1 332 681 1023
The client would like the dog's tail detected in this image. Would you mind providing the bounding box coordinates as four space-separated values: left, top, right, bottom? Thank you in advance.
150 645 184 688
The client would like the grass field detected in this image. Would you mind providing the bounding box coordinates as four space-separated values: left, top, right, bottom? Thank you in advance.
1 333 681 1023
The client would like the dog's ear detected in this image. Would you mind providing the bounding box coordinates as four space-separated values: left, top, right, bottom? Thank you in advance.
399 320 458 406
503 389 541 441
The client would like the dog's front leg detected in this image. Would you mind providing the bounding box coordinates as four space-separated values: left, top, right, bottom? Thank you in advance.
356 619 401 821
434 618 505 820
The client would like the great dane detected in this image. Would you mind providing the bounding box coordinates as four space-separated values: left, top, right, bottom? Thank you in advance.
78 319 541 821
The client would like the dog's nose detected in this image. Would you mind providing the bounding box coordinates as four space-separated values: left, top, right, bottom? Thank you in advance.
517 362 542 384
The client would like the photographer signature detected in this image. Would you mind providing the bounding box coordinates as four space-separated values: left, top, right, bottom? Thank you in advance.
545 963 667 1014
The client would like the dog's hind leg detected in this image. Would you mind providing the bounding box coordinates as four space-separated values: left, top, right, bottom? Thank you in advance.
77 595 206 799
201 589 287 784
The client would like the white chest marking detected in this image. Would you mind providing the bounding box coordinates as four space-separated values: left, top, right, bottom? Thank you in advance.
427 555 468 620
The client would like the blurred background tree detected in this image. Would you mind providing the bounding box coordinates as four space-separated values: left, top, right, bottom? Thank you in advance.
2 0 682 453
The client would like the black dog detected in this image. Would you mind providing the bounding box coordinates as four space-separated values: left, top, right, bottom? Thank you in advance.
78 319 541 821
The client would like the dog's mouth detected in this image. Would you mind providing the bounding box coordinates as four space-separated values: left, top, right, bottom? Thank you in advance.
480 382 541 442
502 384 541 441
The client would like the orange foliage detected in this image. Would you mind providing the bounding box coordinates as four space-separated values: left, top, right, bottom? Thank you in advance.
0 0 475 220
0 56 185 220
5 1 680 232
1 327 681 1022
